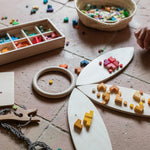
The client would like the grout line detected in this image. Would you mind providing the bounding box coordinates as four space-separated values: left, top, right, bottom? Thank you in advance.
50 101 67 122
36 124 50 141
104 31 118 48
51 123 70 134
63 48 92 61
123 72 150 84
51 0 68 6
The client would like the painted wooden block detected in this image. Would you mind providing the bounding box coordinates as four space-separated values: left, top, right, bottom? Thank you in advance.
0 18 65 65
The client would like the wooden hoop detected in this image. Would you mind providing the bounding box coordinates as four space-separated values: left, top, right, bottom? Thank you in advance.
32 66 75 98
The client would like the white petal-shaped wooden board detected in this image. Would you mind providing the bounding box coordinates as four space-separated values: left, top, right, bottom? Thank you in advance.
0 72 14 107
76 47 134 86
68 88 112 150
78 84 150 117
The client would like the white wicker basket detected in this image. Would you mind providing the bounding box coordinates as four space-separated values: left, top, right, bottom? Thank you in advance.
75 0 137 31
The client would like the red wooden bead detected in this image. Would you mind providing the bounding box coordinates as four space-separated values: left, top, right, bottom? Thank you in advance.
99 61 102 65
109 69 112 73
120 64 123 68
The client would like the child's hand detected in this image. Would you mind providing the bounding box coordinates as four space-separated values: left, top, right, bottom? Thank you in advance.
134 27 150 50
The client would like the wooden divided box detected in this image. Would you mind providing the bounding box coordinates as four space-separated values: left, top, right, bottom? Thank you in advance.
0 18 65 65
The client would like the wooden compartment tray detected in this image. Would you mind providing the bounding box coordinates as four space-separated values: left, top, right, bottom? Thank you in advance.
0 18 65 65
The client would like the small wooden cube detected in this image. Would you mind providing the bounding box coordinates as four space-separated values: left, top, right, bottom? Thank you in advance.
148 98 150 105
134 105 144 114
130 104 134 109
133 91 141 102
141 98 145 103
97 83 107 92
102 92 110 103
83 116 92 128
123 101 127 106
97 92 100 98
102 100 106 105
115 94 123 106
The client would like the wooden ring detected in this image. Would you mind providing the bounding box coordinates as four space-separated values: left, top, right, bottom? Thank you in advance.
32 66 75 98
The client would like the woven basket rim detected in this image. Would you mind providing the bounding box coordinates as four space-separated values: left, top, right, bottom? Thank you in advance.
75 0 137 26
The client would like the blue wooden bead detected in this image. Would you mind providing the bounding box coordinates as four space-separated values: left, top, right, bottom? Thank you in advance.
72 19 78 26
43 0 48 4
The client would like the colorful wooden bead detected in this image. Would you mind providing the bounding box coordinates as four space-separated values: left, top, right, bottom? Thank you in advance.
120 64 123 68
49 80 53 85
64 17 69 23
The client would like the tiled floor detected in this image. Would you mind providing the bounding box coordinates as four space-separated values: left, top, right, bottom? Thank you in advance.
0 0 150 150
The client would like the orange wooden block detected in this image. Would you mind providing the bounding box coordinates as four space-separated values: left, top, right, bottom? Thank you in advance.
148 98 150 105
59 64 68 69
115 94 123 105
139 90 143 95
109 85 119 94
1 48 9 53
97 83 107 92
105 7 111 12
75 67 82 75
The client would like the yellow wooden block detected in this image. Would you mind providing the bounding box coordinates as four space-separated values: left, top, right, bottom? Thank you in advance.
83 116 92 128
85 110 94 119
74 119 82 130
134 105 144 114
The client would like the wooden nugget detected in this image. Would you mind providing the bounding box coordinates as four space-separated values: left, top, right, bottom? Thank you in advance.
118 91 122 96
102 100 106 105
92 88 96 93
133 91 141 102
130 104 134 109
109 85 119 94
97 83 107 92
139 90 143 95
97 93 100 98
102 92 110 103
123 101 127 106
141 97 145 103
134 105 144 114
115 94 123 106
